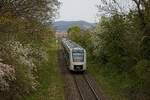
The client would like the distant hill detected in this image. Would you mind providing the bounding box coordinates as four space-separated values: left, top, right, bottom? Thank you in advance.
53 20 95 32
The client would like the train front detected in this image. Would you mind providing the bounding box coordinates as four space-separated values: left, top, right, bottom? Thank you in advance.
70 48 86 71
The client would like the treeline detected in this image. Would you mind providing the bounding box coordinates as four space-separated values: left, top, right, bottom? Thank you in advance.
68 0 150 99
0 0 59 100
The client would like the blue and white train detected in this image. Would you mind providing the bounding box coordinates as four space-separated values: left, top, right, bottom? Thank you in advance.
61 38 86 71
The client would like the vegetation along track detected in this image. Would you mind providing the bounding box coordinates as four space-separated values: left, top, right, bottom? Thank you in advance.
73 73 102 100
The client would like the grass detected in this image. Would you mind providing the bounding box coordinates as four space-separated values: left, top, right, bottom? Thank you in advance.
23 39 65 100
88 61 130 100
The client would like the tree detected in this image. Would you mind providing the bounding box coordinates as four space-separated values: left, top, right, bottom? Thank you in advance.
67 26 81 41
67 26 94 57
132 0 150 36
0 0 60 99
96 0 150 99
0 0 60 23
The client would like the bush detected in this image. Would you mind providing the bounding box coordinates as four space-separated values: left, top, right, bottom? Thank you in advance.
0 63 15 91
0 0 59 99
0 40 49 99
135 60 150 83
0 13 55 99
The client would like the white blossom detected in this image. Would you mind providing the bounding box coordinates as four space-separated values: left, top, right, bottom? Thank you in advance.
0 62 15 91
0 40 48 92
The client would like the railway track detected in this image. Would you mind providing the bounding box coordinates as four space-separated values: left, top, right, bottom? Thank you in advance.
59 42 106 100
73 74 101 100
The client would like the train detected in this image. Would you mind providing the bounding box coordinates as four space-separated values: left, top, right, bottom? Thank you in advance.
61 38 86 72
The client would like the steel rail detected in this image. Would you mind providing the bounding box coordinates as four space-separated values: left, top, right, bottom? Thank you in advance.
83 74 101 100
74 75 85 100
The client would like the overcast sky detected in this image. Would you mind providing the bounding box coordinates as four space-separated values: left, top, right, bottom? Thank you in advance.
56 0 100 23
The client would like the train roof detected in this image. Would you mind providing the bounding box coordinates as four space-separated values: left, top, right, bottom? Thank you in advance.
62 38 84 50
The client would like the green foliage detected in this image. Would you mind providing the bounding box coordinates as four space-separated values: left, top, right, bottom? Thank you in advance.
0 0 60 23
24 39 64 100
67 26 92 50
68 26 81 41
0 16 54 44
93 15 134 72
122 60 150 100
67 0 150 99
140 37 150 60
0 0 60 99
135 60 150 82
93 0 150 99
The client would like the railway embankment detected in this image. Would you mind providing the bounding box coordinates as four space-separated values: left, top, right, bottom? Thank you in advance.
24 39 65 100
87 62 128 100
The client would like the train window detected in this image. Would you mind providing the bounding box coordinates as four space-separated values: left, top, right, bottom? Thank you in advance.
72 50 84 62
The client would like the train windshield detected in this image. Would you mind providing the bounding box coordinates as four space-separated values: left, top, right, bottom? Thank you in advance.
72 49 84 62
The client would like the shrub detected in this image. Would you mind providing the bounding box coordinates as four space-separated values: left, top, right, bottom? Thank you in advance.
0 40 48 99
0 62 15 91
135 60 150 83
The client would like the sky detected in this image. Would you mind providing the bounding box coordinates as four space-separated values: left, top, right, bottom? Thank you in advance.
56 0 100 23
